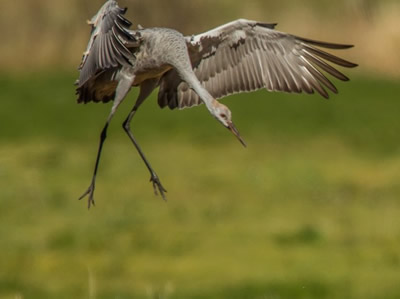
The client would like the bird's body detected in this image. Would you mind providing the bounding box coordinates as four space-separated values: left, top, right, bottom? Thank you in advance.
125 28 183 86
78 27 183 102
76 0 357 207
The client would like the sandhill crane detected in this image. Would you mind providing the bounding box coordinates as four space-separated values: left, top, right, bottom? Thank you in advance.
76 0 357 208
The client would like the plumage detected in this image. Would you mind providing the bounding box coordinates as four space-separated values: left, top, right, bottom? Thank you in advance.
76 0 357 207
158 19 357 110
76 0 140 103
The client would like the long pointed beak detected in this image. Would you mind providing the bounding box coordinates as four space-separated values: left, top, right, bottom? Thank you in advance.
227 121 247 147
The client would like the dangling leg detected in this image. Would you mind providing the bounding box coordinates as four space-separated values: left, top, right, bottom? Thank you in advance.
79 73 135 208
122 79 167 200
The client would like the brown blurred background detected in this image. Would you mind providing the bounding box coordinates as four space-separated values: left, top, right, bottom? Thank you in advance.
1 0 399 78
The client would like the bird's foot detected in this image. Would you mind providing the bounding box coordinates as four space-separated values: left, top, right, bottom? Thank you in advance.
78 182 96 209
150 174 167 201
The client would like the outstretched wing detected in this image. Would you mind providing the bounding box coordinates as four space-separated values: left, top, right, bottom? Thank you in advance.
158 19 357 109
76 0 140 103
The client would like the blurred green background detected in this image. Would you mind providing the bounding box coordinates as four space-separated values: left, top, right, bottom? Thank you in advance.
1 0 400 298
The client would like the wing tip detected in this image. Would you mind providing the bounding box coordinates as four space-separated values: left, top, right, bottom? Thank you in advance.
297 36 356 50
347 62 359 68
256 22 278 29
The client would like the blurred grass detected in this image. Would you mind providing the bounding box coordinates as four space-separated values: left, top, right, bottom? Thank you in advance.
1 72 400 298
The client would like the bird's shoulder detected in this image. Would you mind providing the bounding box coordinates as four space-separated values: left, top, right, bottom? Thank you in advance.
187 19 278 46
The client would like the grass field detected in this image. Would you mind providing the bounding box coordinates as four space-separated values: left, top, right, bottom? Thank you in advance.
0 73 399 298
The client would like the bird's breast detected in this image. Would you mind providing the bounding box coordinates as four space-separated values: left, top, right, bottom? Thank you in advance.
132 63 173 86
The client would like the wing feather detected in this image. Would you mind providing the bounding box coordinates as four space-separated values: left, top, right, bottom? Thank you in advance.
76 0 140 104
158 19 357 109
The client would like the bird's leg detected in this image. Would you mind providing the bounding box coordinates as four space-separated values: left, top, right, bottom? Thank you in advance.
122 79 167 200
78 120 110 208
79 72 135 208
124 113 167 200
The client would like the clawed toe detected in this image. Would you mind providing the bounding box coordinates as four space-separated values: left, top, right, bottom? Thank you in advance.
79 174 166 208
150 175 167 200
79 184 96 209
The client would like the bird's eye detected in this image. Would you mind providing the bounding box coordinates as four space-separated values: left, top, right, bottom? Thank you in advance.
220 113 227 119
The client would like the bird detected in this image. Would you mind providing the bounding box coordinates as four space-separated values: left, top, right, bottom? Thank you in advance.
76 0 357 208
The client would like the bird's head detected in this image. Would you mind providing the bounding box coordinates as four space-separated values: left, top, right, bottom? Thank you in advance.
212 102 247 147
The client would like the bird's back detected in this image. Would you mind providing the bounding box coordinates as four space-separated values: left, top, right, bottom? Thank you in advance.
128 28 194 84
77 22 193 104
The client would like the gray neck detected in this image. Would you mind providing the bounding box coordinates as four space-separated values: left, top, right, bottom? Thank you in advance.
178 69 217 113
